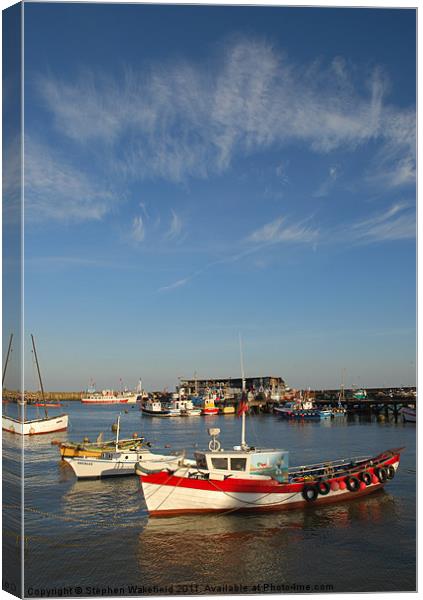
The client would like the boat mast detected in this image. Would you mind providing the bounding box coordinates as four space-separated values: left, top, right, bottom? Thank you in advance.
31 334 48 418
239 333 247 449
115 414 121 451
2 333 13 387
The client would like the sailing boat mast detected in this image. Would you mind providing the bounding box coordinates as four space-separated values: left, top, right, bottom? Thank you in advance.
31 334 48 418
2 333 13 387
239 333 247 449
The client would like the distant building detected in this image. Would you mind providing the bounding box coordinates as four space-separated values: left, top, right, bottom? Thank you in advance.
179 376 286 398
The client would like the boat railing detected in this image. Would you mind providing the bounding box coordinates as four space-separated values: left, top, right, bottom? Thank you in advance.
289 455 372 474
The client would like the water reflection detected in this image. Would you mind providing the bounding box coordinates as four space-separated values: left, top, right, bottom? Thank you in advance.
135 491 400 588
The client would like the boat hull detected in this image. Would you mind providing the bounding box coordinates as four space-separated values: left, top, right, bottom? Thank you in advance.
400 407 416 423
141 408 172 417
65 451 187 479
81 398 130 404
140 454 400 517
274 407 332 419
2 414 69 435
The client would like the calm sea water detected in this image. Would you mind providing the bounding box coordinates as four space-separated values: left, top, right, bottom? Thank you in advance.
3 403 416 595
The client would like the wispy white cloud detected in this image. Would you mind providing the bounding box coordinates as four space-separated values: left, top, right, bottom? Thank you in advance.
130 215 145 244
34 40 415 186
248 216 319 244
314 165 339 198
349 202 415 243
158 277 190 292
164 210 184 241
25 137 119 222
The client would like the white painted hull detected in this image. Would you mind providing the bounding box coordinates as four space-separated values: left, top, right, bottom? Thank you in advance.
2 414 69 435
400 407 416 422
65 451 190 479
140 459 400 516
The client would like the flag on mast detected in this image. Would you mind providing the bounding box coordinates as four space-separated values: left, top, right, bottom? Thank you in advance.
237 390 248 416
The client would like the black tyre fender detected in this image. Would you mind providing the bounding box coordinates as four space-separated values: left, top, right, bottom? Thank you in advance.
359 471 372 486
374 466 388 483
345 476 360 492
302 483 318 502
386 465 395 480
317 480 330 496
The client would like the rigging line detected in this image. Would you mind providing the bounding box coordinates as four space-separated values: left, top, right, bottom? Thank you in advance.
207 478 300 507
146 466 192 512
142 464 190 501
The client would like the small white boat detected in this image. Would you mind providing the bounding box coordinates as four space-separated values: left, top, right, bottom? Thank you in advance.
141 398 172 417
400 406 416 423
64 416 194 478
2 413 69 435
64 448 190 479
2 334 69 436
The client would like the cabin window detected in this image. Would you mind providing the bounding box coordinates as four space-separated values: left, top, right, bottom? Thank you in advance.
231 457 247 471
195 453 207 469
211 457 228 470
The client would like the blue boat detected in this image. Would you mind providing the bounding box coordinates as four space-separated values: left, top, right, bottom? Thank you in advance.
274 399 332 420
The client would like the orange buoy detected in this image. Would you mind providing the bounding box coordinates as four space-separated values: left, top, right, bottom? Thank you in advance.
371 475 379 485
339 480 347 490
331 481 339 491
359 481 366 491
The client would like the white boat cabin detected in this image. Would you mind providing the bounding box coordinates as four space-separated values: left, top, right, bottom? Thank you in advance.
193 448 289 481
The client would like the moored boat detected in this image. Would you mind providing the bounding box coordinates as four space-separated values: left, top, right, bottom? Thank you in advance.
201 393 220 415
352 388 367 400
3 413 69 435
64 416 191 478
2 334 69 436
81 389 138 404
274 398 332 420
220 404 236 414
65 447 190 479
400 406 416 423
137 425 402 516
141 398 172 417
58 433 145 459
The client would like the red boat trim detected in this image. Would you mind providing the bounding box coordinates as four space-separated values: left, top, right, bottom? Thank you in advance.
148 483 385 517
141 455 400 494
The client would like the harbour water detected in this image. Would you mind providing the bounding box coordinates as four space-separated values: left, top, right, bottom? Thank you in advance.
3 403 416 594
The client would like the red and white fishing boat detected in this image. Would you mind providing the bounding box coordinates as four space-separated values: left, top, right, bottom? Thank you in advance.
137 432 402 517
81 389 138 404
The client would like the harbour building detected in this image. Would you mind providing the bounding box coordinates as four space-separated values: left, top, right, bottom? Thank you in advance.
178 376 286 400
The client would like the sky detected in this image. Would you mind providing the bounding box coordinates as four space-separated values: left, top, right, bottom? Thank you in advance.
17 3 416 391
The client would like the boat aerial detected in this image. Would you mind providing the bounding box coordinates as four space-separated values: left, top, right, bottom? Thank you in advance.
137 339 402 517
2 334 69 436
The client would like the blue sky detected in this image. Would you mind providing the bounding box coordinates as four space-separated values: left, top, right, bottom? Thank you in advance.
21 4 416 391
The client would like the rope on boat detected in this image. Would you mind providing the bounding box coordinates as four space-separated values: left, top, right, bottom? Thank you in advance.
206 479 300 508
146 466 192 512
